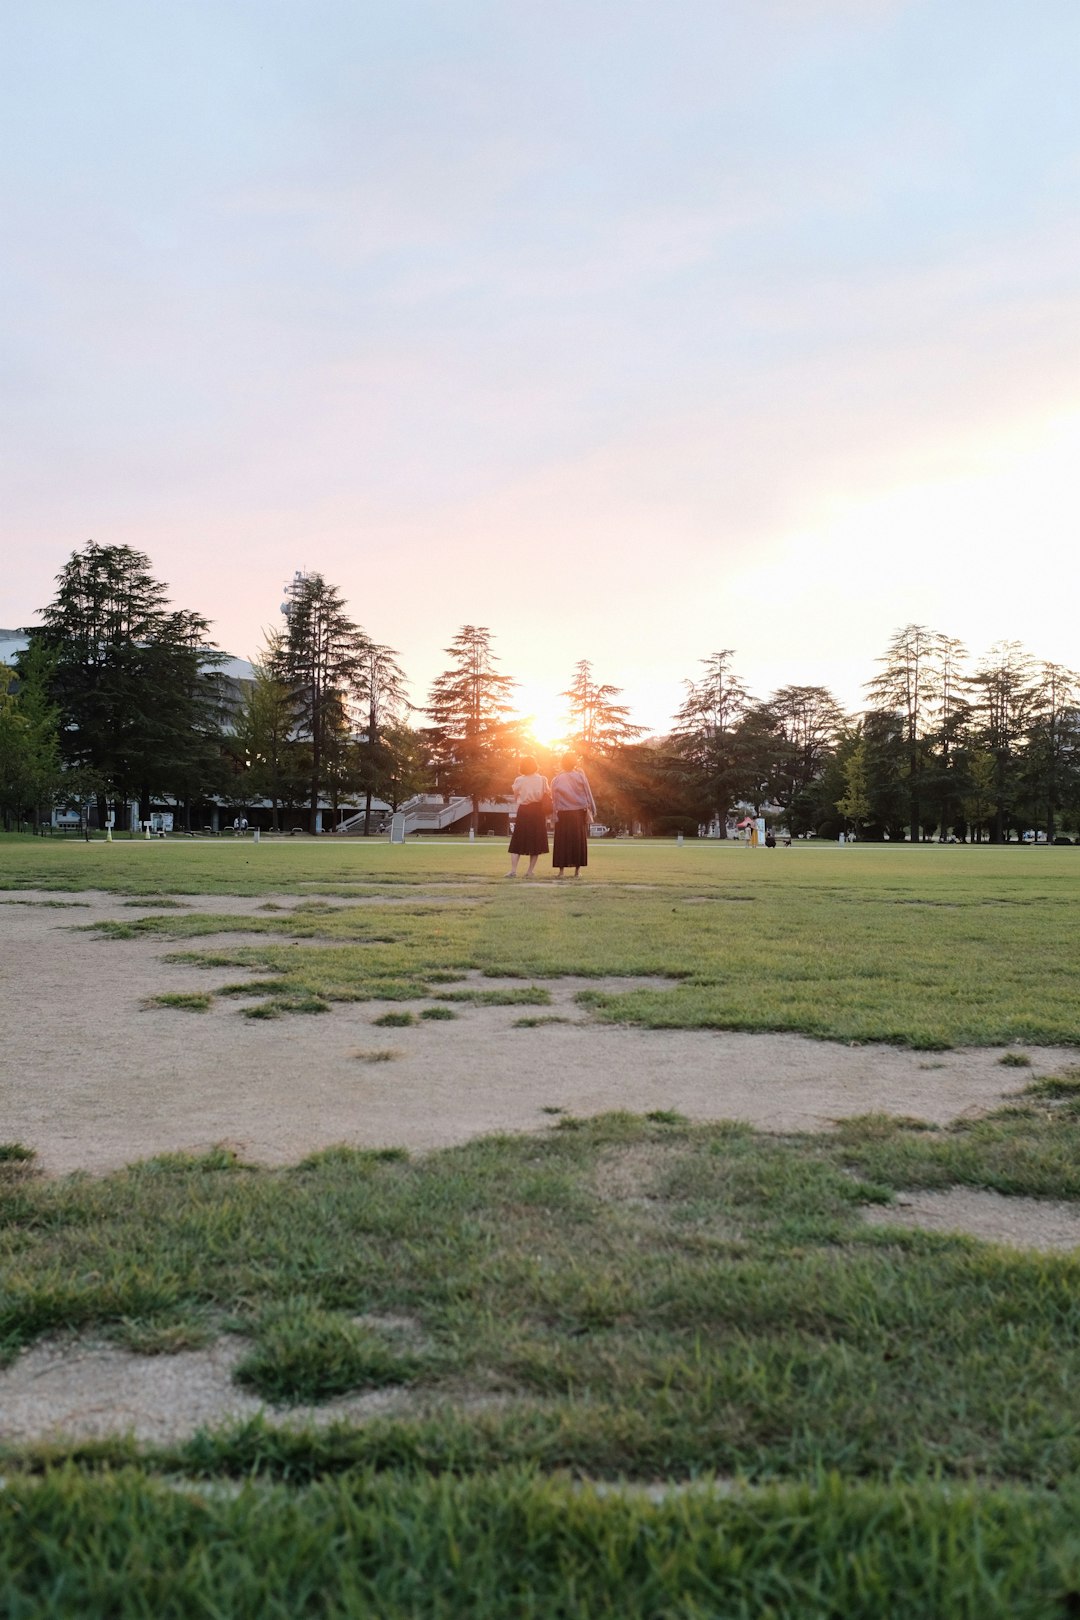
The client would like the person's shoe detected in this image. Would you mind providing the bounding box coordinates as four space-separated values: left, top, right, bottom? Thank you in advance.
505 872 515 879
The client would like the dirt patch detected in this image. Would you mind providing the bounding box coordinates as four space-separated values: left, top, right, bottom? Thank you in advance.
2 891 1073 1177
592 1143 687 1205
862 1189 1080 1251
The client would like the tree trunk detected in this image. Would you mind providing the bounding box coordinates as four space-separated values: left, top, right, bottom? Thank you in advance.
309 727 321 834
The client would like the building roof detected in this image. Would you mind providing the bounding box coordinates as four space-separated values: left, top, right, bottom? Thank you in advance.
0 630 254 682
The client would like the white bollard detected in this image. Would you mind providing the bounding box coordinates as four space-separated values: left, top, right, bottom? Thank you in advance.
469 828 475 842
677 832 684 847
253 827 260 844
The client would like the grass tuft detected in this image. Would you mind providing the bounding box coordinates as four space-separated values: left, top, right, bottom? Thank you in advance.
434 987 552 1006
143 991 213 1012
233 1302 423 1404
0 1142 36 1162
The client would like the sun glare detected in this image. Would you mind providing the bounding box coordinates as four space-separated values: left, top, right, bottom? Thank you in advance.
516 687 569 752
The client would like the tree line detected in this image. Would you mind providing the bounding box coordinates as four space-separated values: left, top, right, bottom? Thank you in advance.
3 545 1079 842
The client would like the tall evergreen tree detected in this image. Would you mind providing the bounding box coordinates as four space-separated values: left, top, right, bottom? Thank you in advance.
233 637 308 831
560 660 643 756
967 641 1036 843
864 624 939 843
740 685 845 824
356 641 410 834
922 635 970 840
426 626 517 830
672 650 751 835
1023 661 1080 843
272 573 368 834
558 660 644 830
38 542 225 829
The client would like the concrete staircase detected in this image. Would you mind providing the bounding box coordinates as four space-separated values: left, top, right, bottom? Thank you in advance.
333 794 477 836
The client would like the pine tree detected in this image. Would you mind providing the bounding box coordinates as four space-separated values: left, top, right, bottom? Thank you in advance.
864 624 939 843
966 641 1036 843
426 626 517 830
1022 661 1079 843
39 542 224 830
272 573 368 834
233 637 308 831
561 660 643 756
673 650 751 835
356 642 410 834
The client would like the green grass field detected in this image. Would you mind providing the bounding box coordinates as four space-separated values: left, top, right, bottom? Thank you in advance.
4 832 1080 1047
3 833 1080 1616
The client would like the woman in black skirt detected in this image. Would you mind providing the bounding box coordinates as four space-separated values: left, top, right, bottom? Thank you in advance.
507 755 550 878
550 752 597 877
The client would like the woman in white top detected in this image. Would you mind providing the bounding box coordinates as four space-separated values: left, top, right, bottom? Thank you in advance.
506 755 550 878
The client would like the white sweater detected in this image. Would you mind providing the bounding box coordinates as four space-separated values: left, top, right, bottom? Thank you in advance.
513 772 548 807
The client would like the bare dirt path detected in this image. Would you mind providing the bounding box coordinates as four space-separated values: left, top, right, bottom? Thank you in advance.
1 890 1068 1178
3 889 1079 1450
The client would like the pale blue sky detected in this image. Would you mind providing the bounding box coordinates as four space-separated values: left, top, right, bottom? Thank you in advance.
3 1 1078 731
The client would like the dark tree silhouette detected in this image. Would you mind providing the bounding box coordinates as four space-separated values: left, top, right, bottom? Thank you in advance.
673 650 751 835
38 542 225 831
272 572 367 834
426 625 517 831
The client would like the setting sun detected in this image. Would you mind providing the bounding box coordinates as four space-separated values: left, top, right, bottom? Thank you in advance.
515 685 570 752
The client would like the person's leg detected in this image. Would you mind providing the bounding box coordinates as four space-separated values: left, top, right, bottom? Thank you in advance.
507 853 520 876
525 855 538 876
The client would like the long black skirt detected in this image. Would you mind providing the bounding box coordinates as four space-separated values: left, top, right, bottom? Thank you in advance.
552 808 589 869
508 802 549 856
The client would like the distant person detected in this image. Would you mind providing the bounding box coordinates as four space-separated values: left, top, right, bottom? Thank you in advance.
764 829 776 849
506 755 550 879
550 752 597 878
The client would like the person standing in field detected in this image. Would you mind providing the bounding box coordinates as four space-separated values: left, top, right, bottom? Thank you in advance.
506 755 550 879
550 752 597 878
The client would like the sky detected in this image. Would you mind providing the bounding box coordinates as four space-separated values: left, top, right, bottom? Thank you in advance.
2 0 1078 741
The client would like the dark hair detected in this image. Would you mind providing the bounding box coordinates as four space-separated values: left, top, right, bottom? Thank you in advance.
518 756 538 775
560 752 578 772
